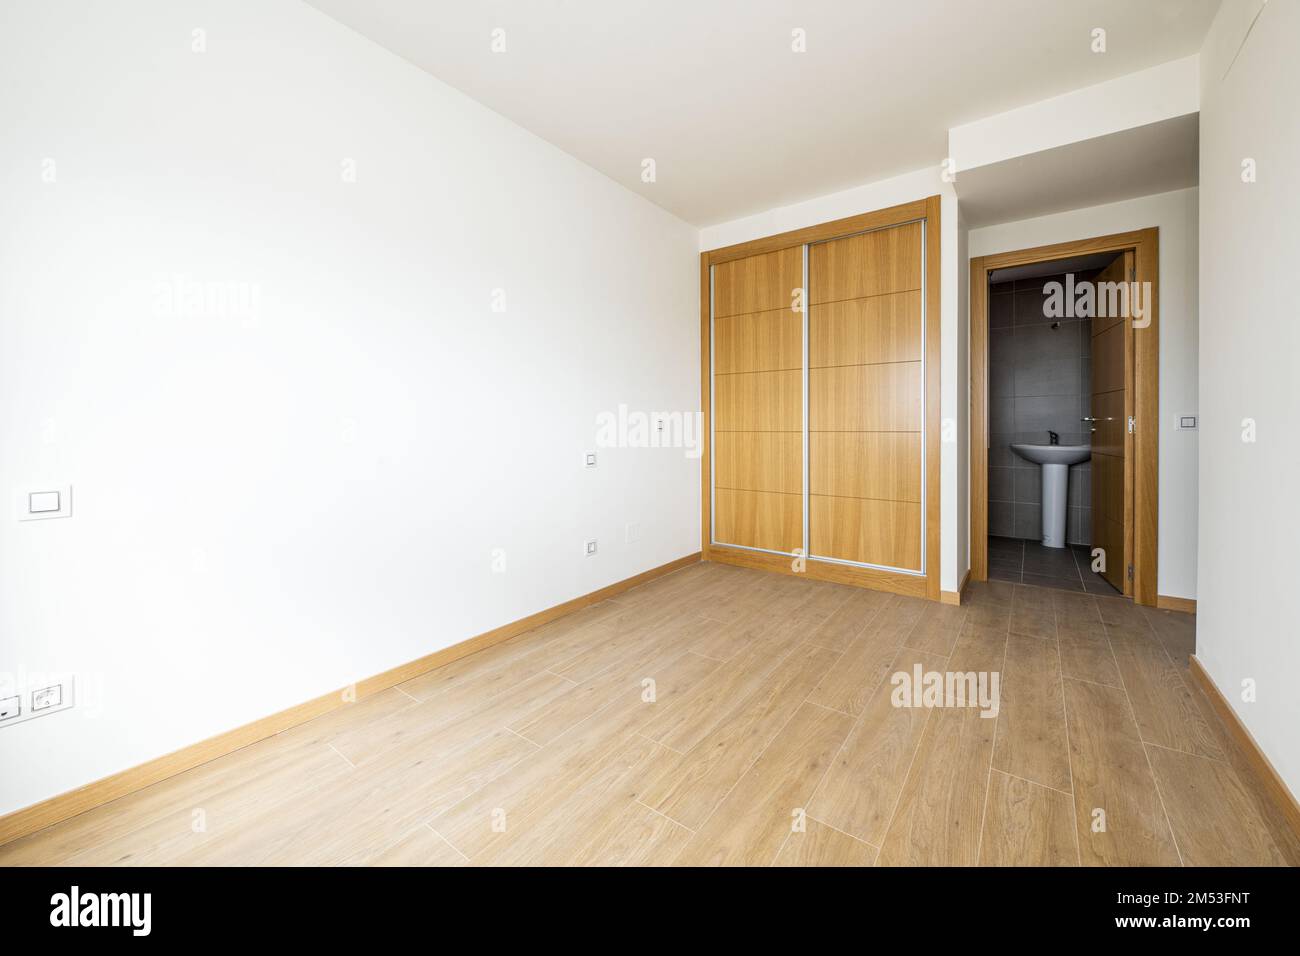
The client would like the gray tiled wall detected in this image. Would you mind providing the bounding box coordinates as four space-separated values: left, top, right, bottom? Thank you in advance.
987 274 1093 545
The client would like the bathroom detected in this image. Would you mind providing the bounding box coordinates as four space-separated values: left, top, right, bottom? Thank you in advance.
985 254 1121 594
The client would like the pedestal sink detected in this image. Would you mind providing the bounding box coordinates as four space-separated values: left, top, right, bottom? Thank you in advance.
1010 443 1091 548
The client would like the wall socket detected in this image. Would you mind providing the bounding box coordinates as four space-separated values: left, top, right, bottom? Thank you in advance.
0 676 75 727
625 522 640 544
33 684 63 710
584 538 598 556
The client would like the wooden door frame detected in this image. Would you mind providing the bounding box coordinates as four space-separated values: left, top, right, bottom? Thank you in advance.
700 196 941 602
969 228 1159 606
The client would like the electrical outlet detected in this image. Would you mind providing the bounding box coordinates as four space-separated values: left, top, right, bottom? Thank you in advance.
625 522 640 544
0 676 74 728
584 538 598 556
32 684 63 711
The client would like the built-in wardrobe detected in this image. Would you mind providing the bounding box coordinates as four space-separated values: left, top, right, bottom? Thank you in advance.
701 197 941 600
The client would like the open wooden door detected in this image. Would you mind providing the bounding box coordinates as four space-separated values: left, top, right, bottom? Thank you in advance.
1088 251 1134 594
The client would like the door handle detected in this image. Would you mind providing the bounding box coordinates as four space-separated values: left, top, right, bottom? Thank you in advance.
1080 416 1113 422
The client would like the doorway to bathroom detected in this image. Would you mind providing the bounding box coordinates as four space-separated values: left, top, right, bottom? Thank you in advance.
970 229 1159 605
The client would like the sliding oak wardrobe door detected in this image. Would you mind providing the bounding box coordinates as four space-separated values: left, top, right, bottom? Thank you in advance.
711 246 804 554
808 223 923 570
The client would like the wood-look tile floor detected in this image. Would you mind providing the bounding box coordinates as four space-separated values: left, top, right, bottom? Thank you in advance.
3 562 1295 867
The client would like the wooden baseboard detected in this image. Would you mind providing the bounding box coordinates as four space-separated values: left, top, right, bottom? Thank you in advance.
706 545 928 599
0 552 701 848
941 569 972 606
1157 594 1197 613
1188 654 1300 842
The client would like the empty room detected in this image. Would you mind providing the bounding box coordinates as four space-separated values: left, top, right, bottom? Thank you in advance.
2 0 1297 916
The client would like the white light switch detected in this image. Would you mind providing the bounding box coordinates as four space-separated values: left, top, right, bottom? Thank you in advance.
0 696 19 722
584 451 597 468
17 484 72 521
29 491 61 513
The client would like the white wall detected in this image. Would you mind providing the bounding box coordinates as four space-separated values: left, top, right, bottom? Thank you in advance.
969 188 1200 601
0 0 700 815
1196 0 1300 797
699 168 965 595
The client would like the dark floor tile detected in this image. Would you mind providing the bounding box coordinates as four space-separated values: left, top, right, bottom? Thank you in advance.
988 535 1024 554
1082 575 1122 596
1023 547 1077 563
1022 568 1080 585
1021 573 1085 593
1022 555 1080 576
988 567 1022 584
1024 573 1082 590
1024 542 1072 557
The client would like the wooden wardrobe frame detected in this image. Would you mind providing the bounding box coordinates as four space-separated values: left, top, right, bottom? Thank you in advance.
969 227 1159 606
699 196 942 602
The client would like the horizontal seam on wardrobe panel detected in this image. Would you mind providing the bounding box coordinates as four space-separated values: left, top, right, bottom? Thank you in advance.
807 288 922 309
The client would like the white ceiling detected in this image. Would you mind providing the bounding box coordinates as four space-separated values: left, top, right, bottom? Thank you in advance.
957 113 1200 228
306 0 1219 227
